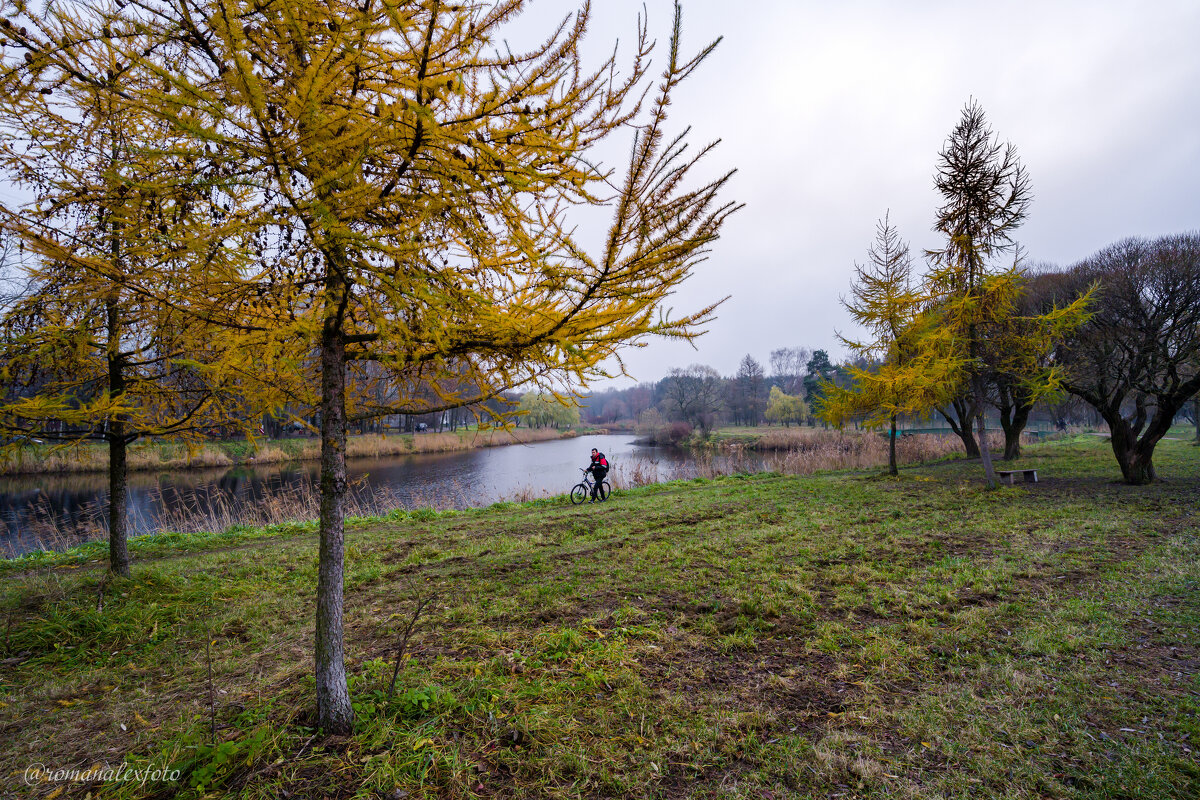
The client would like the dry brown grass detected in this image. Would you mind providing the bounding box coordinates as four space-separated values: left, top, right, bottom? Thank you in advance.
752 426 832 450
131 445 234 471
343 428 572 457
151 478 410 534
736 428 1011 474
3 476 423 557
0 446 107 474
613 458 661 489
0 427 574 476
0 442 234 475
763 430 967 473
243 445 292 464
5 493 109 556
611 430 982 489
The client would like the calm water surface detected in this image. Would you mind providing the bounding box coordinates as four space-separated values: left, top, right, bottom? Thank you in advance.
0 435 776 556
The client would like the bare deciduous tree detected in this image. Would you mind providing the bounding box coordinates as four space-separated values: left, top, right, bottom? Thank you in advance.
658 364 723 434
769 346 811 396
1050 233 1200 483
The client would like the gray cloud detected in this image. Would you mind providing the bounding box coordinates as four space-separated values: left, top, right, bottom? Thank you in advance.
514 1 1200 384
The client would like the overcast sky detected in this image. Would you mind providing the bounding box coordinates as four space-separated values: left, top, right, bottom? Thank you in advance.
517 0 1200 387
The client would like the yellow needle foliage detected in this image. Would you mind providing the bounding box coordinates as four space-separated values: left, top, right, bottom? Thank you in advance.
820 214 962 432
0 19 269 575
63 0 737 414
0 0 739 732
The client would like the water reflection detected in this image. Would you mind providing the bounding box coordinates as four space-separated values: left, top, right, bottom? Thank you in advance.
1 435 778 557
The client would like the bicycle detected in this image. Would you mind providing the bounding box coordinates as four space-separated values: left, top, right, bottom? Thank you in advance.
570 467 611 505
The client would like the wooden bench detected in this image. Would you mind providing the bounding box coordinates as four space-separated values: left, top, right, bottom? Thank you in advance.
996 468 1038 486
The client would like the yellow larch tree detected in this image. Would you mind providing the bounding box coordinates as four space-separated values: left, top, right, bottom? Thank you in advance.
818 213 960 475
5 0 741 732
924 101 1089 487
0 13 262 576
821 104 1090 484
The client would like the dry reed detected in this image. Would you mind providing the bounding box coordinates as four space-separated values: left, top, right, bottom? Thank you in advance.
0 427 573 476
2 475 445 558
611 430 990 488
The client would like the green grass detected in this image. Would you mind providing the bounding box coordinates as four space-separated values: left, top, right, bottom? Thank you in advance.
1166 423 1198 440
1 436 1197 798
701 424 833 445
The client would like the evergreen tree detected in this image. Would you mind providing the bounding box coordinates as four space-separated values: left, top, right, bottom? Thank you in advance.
820 213 955 474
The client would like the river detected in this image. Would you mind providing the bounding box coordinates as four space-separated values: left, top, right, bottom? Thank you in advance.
1 434 777 557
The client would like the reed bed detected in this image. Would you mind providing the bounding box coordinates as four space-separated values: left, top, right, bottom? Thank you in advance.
763 430 967 473
750 426 962 453
1 475 475 558
341 428 569 459
614 431 985 488
146 477 464 535
0 446 109 475
0 441 237 476
0 427 573 476
3 492 111 557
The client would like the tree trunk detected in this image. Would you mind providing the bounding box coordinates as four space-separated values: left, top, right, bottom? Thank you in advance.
1194 395 1199 444
1096 398 1182 485
888 414 898 477
995 378 1033 461
107 432 130 577
1110 424 1157 485
972 379 997 489
105 286 130 577
1117 447 1156 485
938 397 979 458
315 323 353 735
1000 401 1032 460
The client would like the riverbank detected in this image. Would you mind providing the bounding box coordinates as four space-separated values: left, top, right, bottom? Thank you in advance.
641 423 971 462
2 436 1197 798
703 424 1017 452
0 427 575 477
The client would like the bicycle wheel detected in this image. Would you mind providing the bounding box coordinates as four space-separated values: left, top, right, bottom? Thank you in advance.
570 483 589 505
599 481 611 501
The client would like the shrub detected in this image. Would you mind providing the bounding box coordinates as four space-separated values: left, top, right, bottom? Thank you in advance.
662 421 693 445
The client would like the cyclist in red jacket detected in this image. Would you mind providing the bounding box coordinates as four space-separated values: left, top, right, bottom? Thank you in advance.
586 448 609 502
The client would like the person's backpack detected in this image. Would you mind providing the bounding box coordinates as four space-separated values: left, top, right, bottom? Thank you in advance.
596 452 608 468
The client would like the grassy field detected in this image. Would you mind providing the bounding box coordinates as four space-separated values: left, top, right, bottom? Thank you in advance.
1 436 1197 798
0 427 573 476
1167 423 1198 441
704 425 829 446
